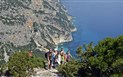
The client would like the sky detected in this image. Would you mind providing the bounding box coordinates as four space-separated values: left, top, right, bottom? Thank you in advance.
61 0 123 39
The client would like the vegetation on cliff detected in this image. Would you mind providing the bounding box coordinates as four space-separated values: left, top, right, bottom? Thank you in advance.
0 51 45 77
58 36 123 77
1 36 123 77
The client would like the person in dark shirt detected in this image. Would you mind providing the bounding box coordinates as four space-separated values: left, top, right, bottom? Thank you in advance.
46 49 53 69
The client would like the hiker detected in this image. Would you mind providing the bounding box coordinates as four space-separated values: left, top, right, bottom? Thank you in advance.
60 47 64 55
45 48 53 69
55 52 61 65
28 50 33 57
48 49 53 69
52 49 57 68
64 53 67 63
66 50 72 62
61 52 65 64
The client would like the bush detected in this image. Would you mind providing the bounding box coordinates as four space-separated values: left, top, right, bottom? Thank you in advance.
58 36 123 77
8 51 44 77
58 60 83 77
0 64 7 76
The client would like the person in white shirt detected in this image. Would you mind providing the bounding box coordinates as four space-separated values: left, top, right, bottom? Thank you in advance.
55 52 61 65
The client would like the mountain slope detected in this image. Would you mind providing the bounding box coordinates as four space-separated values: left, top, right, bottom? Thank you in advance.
0 0 76 63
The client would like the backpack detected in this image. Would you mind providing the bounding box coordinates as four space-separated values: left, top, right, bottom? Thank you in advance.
45 52 48 59
45 52 51 59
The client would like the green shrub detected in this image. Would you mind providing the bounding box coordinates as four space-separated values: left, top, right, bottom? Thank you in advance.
0 64 7 76
8 51 44 77
58 60 82 77
58 36 123 77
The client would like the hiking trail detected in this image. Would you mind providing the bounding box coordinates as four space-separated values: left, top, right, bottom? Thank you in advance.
31 68 61 77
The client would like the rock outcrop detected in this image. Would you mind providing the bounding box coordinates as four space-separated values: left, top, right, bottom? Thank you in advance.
0 0 76 63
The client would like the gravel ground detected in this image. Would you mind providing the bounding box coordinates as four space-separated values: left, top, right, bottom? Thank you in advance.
31 68 62 77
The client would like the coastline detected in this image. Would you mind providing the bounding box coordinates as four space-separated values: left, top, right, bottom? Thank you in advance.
55 27 77 52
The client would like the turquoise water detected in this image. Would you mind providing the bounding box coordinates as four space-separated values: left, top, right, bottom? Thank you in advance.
60 0 123 56
58 46 69 53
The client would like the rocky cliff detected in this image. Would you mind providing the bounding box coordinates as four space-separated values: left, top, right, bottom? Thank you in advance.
0 0 76 63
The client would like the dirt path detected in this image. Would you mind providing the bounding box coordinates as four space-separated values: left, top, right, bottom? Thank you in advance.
31 68 61 77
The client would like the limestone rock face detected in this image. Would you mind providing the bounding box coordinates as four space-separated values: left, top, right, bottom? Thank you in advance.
0 0 76 63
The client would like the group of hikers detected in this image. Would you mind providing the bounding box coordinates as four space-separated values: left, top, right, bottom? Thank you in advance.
45 48 72 69
27 47 72 70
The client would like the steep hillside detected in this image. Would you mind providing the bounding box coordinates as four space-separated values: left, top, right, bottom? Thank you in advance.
0 0 76 63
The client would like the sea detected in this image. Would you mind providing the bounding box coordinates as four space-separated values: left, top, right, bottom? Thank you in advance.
58 0 123 56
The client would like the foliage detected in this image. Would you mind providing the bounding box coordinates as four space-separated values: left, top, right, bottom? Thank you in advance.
93 36 123 76
58 36 123 77
33 49 46 60
0 64 7 76
58 60 83 77
8 51 44 77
